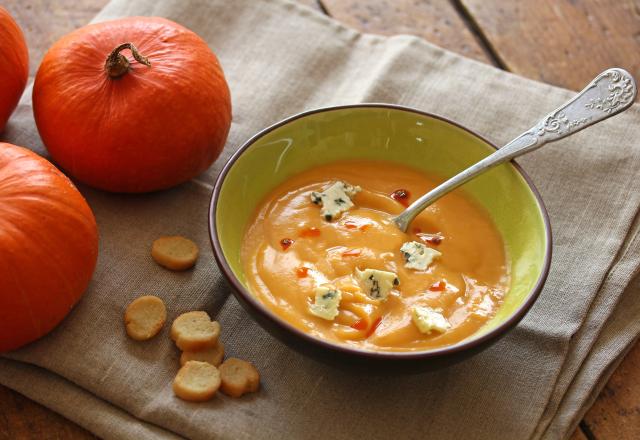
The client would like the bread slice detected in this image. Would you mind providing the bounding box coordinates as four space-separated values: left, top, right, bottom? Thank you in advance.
180 341 225 367
219 358 260 398
151 236 199 271
124 295 167 341
173 361 221 402
171 311 220 351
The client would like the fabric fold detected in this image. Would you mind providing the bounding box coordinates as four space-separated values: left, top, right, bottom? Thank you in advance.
0 358 184 440
534 213 640 438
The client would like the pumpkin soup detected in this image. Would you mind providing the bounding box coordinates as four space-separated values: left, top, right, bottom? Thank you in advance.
241 160 509 352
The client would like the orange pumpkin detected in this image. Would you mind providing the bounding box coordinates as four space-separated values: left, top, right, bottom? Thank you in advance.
33 17 232 193
0 143 98 352
0 7 29 133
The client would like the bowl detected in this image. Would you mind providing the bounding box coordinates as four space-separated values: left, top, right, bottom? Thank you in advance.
209 104 551 371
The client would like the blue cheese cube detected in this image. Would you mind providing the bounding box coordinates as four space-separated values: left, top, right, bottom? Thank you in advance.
411 306 451 334
310 181 361 221
309 285 342 320
355 268 399 300
400 241 441 271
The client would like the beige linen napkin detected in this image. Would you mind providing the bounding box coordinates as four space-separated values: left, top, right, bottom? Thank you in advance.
1 1 640 439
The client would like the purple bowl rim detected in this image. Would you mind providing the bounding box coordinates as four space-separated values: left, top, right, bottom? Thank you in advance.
208 103 552 361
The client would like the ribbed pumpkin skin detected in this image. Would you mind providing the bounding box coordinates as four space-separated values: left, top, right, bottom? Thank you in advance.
0 143 98 352
33 17 232 193
0 7 29 133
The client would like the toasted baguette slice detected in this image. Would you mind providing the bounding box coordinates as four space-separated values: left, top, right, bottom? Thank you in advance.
219 358 260 398
173 361 221 402
180 341 225 367
124 295 167 341
152 236 199 271
171 311 220 351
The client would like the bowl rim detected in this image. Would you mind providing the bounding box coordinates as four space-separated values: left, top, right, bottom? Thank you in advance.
208 103 552 360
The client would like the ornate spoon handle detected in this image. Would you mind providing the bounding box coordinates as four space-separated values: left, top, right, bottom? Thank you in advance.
393 68 637 232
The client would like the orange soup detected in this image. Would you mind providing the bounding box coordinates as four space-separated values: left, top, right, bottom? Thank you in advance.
241 160 509 351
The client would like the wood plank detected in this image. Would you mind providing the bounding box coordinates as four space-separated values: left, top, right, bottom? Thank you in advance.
2 1 107 438
569 425 589 440
0 384 96 440
459 0 640 92
582 343 640 439
0 1 635 440
320 0 492 64
4 0 322 79
457 2 640 438
0 0 324 436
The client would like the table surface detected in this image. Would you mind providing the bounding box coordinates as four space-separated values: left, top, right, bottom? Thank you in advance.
1 1 639 439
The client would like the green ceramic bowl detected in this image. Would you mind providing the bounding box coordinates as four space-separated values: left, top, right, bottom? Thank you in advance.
209 104 551 371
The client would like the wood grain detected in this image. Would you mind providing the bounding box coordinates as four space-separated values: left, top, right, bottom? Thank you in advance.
569 425 589 440
1 0 639 439
459 0 640 92
0 384 96 440
2 2 109 438
583 342 640 438
4 0 321 79
455 2 640 432
320 0 492 64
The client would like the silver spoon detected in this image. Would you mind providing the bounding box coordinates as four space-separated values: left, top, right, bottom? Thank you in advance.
393 68 637 232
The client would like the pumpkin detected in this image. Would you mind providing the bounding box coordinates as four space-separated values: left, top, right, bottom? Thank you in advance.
0 7 29 133
33 17 232 193
0 143 98 352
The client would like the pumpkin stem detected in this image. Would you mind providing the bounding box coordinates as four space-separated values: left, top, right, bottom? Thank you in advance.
105 43 151 78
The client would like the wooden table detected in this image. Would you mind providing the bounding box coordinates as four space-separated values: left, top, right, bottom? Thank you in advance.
1 1 638 439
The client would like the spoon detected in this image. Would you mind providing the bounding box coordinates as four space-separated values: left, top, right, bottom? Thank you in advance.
393 68 637 232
